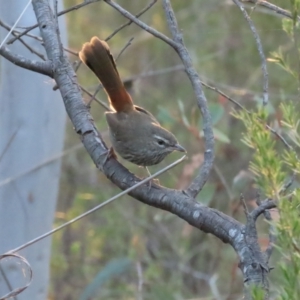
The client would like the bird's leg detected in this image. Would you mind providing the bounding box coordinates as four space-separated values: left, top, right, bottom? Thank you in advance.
144 166 160 190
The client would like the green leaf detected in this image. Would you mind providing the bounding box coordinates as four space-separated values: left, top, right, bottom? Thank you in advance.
196 184 215 205
208 103 225 125
232 170 253 194
157 106 175 125
282 19 293 37
79 258 131 300
269 49 297 78
177 99 190 127
213 128 230 143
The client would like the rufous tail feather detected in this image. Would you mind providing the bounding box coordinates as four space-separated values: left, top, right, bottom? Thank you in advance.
79 37 133 112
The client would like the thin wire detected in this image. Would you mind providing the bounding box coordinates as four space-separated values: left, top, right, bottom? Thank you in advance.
6 155 186 254
0 0 32 49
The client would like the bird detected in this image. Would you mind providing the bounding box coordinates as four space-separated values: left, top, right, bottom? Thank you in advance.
79 37 185 167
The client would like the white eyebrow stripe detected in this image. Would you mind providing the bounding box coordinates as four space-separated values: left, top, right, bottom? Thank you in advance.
153 135 169 143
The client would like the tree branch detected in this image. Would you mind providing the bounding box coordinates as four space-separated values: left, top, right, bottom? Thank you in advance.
104 0 177 48
31 0 239 246
242 0 300 21
26 2 274 298
7 0 102 45
233 0 269 106
105 0 158 41
251 199 276 221
0 45 53 76
199 79 292 150
255 196 276 261
0 20 46 60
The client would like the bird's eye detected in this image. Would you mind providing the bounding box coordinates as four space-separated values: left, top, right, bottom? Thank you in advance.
157 139 165 146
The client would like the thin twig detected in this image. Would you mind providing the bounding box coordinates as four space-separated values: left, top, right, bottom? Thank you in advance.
0 126 20 163
292 21 300 93
233 0 268 106
86 84 103 107
5 155 186 254
0 0 32 49
202 74 300 101
136 261 144 300
124 64 185 83
115 37 134 61
106 0 158 41
213 165 234 201
164 261 222 299
104 0 177 48
164 261 210 281
240 194 248 214
242 0 300 21
256 196 276 260
80 85 111 110
0 144 83 188
199 79 292 150
280 174 295 195
16 36 45 60
0 19 78 57
7 0 101 45
0 20 45 60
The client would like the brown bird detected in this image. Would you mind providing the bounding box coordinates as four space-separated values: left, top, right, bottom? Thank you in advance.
79 37 185 166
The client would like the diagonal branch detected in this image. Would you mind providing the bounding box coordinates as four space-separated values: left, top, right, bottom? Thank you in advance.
104 0 177 48
106 0 158 41
242 0 300 21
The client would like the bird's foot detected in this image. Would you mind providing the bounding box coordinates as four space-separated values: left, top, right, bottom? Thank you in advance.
103 147 117 165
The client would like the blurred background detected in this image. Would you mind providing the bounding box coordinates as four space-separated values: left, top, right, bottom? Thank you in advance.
23 0 294 299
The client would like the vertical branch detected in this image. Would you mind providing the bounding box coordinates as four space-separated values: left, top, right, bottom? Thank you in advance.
233 0 269 106
162 0 215 197
291 13 300 92
103 0 214 196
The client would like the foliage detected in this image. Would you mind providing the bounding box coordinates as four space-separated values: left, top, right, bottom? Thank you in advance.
234 100 300 298
234 0 300 295
268 1 300 298
275 104 300 300
232 108 285 198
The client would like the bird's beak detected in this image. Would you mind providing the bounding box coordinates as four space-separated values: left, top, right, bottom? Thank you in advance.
174 144 186 153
